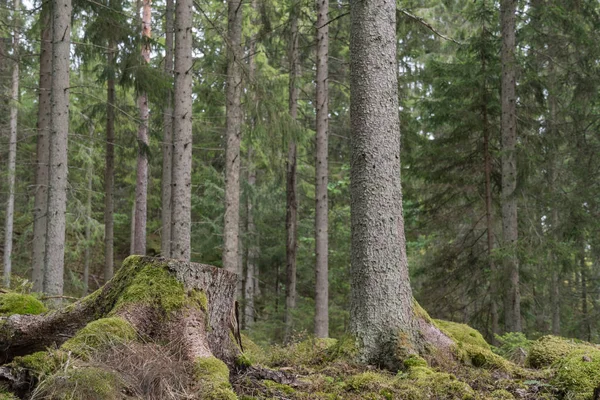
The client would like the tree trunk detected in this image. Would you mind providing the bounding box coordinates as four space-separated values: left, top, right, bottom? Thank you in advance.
223 0 243 276
349 0 452 368
133 0 151 255
161 0 174 258
0 256 241 396
245 148 258 328
130 202 136 255
500 0 521 333
244 1 258 328
171 0 193 260
3 0 19 287
580 241 590 341
83 119 94 295
43 0 72 298
314 0 329 339
284 2 299 342
32 1 52 292
480 25 499 341
104 37 116 281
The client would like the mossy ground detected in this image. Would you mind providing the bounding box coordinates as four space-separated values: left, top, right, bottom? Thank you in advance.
0 292 47 316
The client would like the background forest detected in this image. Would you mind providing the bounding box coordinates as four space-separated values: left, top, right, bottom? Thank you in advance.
0 0 599 348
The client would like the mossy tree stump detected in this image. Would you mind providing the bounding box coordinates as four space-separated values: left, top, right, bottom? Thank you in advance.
0 256 242 398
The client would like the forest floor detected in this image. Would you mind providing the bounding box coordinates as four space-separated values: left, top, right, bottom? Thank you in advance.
1 290 600 399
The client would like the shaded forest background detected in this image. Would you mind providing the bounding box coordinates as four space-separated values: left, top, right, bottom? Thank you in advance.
0 0 599 346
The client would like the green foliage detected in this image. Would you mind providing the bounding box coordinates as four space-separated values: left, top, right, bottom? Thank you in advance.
0 293 47 316
493 332 532 359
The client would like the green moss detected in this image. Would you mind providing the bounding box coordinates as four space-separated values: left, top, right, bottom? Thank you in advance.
188 289 208 312
527 335 578 368
269 337 339 366
61 317 136 358
236 353 252 368
456 343 515 372
194 356 237 399
0 392 18 400
263 379 296 395
435 319 491 351
324 335 358 362
346 371 394 392
38 366 125 400
11 351 64 377
395 366 476 400
403 355 428 369
552 347 600 399
112 258 186 315
0 293 47 316
413 299 434 324
490 389 515 399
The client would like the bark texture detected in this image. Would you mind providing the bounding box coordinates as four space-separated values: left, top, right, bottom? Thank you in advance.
349 0 419 367
161 0 174 258
3 0 19 287
500 0 521 333
0 256 240 366
32 3 52 292
44 0 72 297
104 37 116 281
223 0 243 274
171 0 193 260
284 4 299 342
133 0 152 255
84 120 94 294
314 0 329 339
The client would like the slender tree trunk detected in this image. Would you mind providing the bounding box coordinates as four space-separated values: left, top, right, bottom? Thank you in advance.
44 0 72 298
580 241 590 341
3 0 19 287
314 0 329 339
349 0 419 367
161 0 174 258
32 2 52 292
500 0 521 332
104 37 116 281
84 121 94 295
171 0 193 260
284 2 299 342
130 202 136 255
480 24 499 341
223 0 243 274
244 0 258 328
245 150 258 328
133 0 151 255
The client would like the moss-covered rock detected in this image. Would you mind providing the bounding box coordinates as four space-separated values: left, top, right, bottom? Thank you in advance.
527 335 579 368
490 389 515 399
396 366 476 399
435 320 490 351
37 366 126 400
11 350 65 377
194 356 237 399
0 293 47 316
403 354 428 369
552 347 600 399
61 317 137 359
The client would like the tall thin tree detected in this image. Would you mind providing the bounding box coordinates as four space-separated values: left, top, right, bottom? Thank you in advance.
44 0 72 298
104 28 116 281
500 0 521 332
314 0 329 338
133 0 151 255
3 0 20 287
223 0 243 274
171 0 193 259
32 2 52 291
161 0 174 257
284 1 299 342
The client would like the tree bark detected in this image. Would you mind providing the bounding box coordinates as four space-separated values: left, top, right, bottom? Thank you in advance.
284 2 299 342
3 0 20 287
171 0 193 260
0 256 240 366
133 0 152 255
500 0 521 333
43 0 72 298
104 37 116 281
84 119 94 295
480 24 499 341
314 0 329 339
32 1 52 292
223 0 243 276
161 0 174 258
580 241 590 341
349 0 429 367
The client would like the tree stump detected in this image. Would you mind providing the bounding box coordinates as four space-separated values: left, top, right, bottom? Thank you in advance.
0 256 241 399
